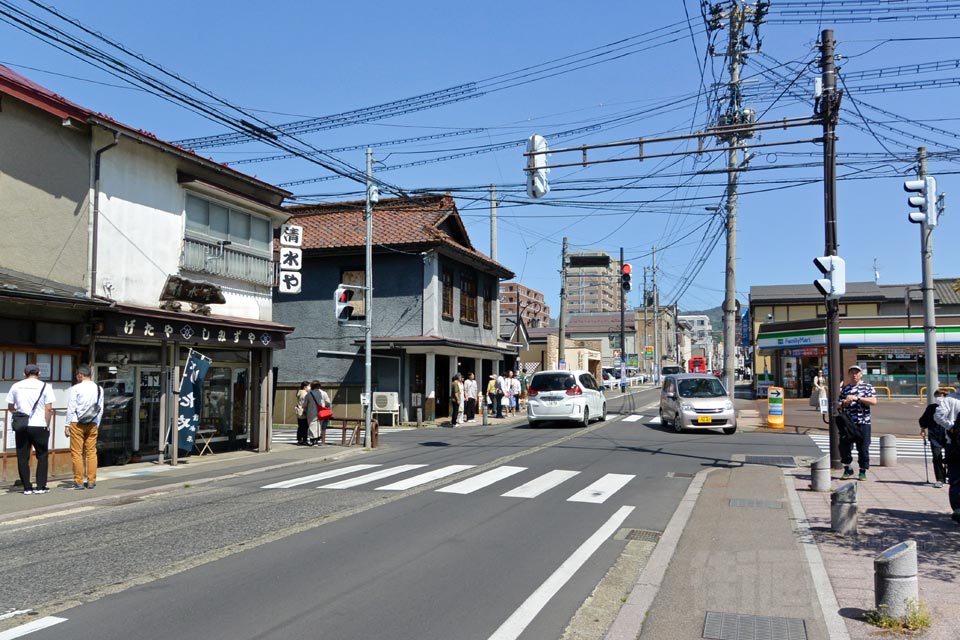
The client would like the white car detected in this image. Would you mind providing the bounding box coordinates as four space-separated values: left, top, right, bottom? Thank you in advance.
526 370 607 426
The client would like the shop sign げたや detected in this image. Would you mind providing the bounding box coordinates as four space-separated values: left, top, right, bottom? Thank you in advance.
101 314 285 349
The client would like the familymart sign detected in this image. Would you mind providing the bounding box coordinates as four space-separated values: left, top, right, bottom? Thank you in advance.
756 325 960 350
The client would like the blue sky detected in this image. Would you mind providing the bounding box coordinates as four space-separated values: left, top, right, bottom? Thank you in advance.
2 0 958 314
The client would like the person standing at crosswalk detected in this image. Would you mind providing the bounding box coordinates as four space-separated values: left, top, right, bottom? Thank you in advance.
304 380 331 446
934 392 960 524
838 365 878 481
295 381 310 446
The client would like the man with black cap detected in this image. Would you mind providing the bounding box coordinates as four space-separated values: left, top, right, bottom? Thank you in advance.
838 364 878 481
6 364 57 494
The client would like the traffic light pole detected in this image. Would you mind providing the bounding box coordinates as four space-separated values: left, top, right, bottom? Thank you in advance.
364 147 374 448
620 246 626 392
819 30 843 469
917 147 940 404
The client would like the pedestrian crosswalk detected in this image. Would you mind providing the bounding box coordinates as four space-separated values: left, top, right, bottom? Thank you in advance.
808 434 930 460
271 427 409 445
261 463 646 505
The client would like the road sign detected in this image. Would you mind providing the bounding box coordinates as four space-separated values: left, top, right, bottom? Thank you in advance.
644 346 654 360
613 349 621 359
767 386 784 428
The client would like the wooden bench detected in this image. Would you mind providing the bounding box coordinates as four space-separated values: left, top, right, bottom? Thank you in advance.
321 417 379 447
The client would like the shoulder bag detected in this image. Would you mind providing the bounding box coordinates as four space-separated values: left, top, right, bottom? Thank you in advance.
11 383 47 432
313 390 333 421
78 386 103 423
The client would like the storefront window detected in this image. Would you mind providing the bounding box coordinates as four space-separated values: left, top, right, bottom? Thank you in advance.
199 365 249 437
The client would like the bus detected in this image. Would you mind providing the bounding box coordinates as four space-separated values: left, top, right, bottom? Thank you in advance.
688 356 707 373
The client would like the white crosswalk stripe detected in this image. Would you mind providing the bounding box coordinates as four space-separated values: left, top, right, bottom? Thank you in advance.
567 474 635 504
376 465 475 491
622 414 645 423
436 466 527 494
808 434 929 459
270 427 410 445
319 464 428 489
261 464 381 489
501 470 581 499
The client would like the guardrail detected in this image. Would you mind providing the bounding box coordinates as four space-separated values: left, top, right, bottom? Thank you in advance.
602 375 648 390
919 385 957 399
873 386 892 399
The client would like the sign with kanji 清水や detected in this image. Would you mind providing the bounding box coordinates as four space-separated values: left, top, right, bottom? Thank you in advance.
278 223 303 294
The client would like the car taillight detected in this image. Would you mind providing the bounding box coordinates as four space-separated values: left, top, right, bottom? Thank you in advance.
565 386 582 395
527 388 539 397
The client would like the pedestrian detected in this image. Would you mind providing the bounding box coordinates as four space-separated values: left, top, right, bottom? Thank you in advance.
464 372 478 423
919 388 949 488
6 364 56 495
500 371 514 416
510 371 522 415
486 374 498 418
809 368 827 409
303 380 331 446
934 393 960 524
495 371 506 418
65 365 104 490
295 381 310 445
450 373 463 426
838 364 878 481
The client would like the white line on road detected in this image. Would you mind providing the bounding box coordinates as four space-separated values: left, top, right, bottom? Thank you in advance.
375 465 476 491
501 470 581 499
436 466 527 494
0 611 31 622
319 464 427 489
261 464 381 489
0 616 67 639
488 505 635 640
567 474 634 504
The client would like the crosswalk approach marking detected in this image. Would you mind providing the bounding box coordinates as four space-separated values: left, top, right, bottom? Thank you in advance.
375 465 476 491
622 414 644 423
0 616 68 639
501 470 581 499
436 466 527 494
808 434 929 458
261 464 381 489
319 464 428 489
567 473 635 504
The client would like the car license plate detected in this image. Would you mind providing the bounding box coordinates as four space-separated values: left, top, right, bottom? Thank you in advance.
697 415 713 424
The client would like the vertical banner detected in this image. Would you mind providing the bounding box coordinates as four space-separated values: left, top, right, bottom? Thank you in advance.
176 349 212 453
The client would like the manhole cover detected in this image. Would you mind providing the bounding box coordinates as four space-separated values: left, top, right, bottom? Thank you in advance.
624 529 662 543
729 499 783 509
703 612 807 640
744 455 796 467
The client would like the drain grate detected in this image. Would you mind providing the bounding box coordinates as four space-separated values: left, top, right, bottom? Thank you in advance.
729 498 783 509
744 455 796 467
703 612 807 640
624 529 662 543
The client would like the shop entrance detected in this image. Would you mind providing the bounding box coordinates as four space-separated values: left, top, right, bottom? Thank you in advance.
96 365 162 463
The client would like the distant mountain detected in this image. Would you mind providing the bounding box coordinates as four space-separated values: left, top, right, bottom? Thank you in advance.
682 306 722 330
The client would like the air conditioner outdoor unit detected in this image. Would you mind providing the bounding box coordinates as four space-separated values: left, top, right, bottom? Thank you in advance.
372 392 399 412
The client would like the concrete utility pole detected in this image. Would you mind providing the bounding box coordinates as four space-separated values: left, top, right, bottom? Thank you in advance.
558 237 568 367
364 148 374 447
643 267 649 378
652 246 660 383
819 30 843 469
917 147 940 404
620 246 626 391
490 184 497 261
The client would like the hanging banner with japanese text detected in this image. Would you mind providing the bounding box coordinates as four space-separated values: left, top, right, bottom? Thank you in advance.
176 349 212 453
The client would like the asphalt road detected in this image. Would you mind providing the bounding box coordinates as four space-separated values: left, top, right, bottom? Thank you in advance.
0 387 822 640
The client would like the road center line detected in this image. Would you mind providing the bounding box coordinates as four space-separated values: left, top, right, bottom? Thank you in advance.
487 505 635 640
0 616 67 639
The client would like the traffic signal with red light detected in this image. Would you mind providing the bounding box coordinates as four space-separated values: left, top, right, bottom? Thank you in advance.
620 263 632 292
334 285 355 324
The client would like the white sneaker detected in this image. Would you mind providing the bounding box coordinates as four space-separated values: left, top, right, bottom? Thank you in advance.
23 490 34 495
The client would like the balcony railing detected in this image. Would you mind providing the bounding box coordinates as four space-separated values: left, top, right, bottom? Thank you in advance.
180 237 274 287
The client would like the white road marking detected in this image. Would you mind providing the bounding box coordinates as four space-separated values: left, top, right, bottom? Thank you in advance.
1 507 95 527
319 464 427 489
487 506 635 640
501 470 581 499
436 466 527 494
807 434 928 458
0 616 67 639
375 465 476 491
649 416 662 425
260 464 380 489
622 415 644 423
0 611 31 622
567 473 634 504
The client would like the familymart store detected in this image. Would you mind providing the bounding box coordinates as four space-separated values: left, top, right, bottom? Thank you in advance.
755 316 960 398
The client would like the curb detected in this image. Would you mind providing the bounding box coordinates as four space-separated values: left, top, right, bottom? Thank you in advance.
604 466 719 640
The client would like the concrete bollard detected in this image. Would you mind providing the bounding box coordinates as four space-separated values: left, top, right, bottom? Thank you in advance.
810 455 831 492
875 540 918 619
831 481 858 535
880 434 897 467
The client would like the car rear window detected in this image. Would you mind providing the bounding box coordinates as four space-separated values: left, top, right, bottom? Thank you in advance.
677 378 726 398
530 373 576 392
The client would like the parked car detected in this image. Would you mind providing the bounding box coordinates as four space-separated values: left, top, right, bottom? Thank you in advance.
661 364 683 376
600 371 618 389
526 370 607 426
659 374 737 434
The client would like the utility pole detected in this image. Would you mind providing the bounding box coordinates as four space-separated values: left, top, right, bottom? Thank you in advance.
490 184 497 261
364 148 375 448
620 246 626 391
652 246 660 383
819 30 843 469
643 267 649 378
917 147 940 404
558 237 568 367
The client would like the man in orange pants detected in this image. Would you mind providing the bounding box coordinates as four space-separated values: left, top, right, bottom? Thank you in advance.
66 365 104 490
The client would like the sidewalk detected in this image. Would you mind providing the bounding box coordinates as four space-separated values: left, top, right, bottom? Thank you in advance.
735 395 929 438
610 456 959 639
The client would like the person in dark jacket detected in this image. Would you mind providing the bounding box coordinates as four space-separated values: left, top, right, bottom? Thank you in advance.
919 389 949 488
934 394 960 524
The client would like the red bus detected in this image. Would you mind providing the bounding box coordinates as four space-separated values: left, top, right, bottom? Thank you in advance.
688 356 707 373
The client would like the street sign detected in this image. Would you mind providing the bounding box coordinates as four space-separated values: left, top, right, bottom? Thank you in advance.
644 346 654 360
558 360 567 370
767 386 784 428
613 349 621 359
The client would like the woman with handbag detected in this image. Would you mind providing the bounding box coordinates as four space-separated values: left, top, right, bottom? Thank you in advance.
809 369 826 408
304 380 332 447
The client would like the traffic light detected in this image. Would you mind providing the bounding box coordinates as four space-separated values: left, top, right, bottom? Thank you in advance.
334 285 355 324
813 256 846 300
905 176 937 226
620 263 632 292
525 134 550 199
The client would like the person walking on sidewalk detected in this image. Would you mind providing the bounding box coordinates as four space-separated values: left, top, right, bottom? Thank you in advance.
501 371 515 417
809 368 826 409
510 371 522 415
495 371 506 419
933 393 960 523
463 373 478 423
304 380 331 446
486 374 499 419
838 364 878 481
65 365 104 490
919 388 950 488
295 381 310 446
6 364 56 495
449 373 464 426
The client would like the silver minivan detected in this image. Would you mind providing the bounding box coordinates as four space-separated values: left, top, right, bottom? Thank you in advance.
659 374 737 434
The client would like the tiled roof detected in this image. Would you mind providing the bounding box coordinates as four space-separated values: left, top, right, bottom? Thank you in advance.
286 194 514 278
749 281 887 302
935 279 960 306
0 267 108 305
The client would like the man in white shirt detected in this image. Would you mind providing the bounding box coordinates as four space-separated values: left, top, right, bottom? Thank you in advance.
6 364 56 495
495 372 506 418
463 373 478 423
66 365 104 490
